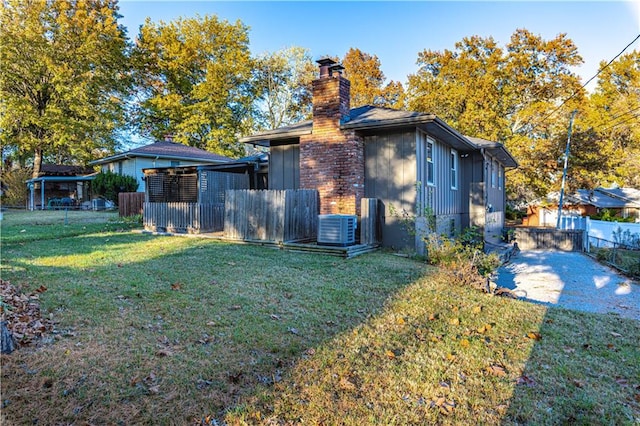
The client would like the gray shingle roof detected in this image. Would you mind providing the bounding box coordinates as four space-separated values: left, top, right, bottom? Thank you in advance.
90 141 232 165
569 188 640 208
240 105 518 168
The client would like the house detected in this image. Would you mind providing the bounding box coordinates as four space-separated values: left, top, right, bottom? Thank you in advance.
239 58 517 251
525 187 640 226
26 164 96 210
89 138 234 191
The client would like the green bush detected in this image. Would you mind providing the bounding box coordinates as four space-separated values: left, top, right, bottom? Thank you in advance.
1 167 32 207
92 171 138 204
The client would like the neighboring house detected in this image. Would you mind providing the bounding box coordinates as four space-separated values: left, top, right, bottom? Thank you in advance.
26 164 96 210
89 139 233 191
240 58 517 251
525 187 640 226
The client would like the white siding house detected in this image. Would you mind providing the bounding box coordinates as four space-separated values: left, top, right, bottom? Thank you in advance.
89 140 233 191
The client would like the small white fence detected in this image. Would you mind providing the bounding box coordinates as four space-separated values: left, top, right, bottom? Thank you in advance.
556 215 640 250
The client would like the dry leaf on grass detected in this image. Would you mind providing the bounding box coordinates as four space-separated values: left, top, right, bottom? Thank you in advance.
527 332 542 340
487 364 507 377
449 317 460 326
0 279 54 348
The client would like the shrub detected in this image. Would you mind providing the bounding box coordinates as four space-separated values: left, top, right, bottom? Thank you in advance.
92 171 138 204
1 167 32 207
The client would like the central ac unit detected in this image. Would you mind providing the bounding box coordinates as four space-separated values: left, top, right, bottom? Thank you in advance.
318 214 357 246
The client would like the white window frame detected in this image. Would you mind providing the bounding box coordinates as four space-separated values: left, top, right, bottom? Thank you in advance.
450 149 458 190
491 161 496 188
426 137 435 186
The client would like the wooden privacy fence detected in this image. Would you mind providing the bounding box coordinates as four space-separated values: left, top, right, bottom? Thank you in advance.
509 227 584 251
143 202 224 233
360 198 383 245
119 192 144 217
224 190 318 242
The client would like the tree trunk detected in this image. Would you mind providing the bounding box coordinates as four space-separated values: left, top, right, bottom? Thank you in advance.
32 147 42 178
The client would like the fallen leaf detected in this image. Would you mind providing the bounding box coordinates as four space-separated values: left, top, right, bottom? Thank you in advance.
610 332 622 338
449 318 460 326
460 339 470 348
487 364 507 377
615 377 628 386
446 353 456 361
516 375 537 387
428 313 439 321
148 385 160 394
155 348 173 357
477 325 488 334
270 314 281 320
339 377 356 391
572 379 584 388
472 306 482 314
385 350 396 359
527 332 542 340
171 282 182 290
396 317 406 325
439 400 455 415
230 305 242 310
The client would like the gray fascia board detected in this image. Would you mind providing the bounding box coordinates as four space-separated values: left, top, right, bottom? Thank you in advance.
239 128 312 144
90 153 228 165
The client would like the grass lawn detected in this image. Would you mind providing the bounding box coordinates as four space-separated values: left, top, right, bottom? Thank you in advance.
1 211 639 425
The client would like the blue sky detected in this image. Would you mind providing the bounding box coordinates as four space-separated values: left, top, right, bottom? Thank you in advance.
118 1 640 90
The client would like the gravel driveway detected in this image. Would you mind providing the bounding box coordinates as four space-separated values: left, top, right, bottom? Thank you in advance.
496 250 640 320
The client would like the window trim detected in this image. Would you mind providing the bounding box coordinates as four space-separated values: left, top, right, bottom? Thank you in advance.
450 149 458 190
491 161 496 189
426 137 435 186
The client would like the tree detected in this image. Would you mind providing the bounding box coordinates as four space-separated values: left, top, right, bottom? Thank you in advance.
0 0 130 178
92 170 138 202
407 29 585 201
252 47 316 130
342 48 405 109
408 36 506 141
579 51 640 188
131 15 255 157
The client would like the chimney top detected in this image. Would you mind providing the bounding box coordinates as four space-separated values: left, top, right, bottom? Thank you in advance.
317 57 337 78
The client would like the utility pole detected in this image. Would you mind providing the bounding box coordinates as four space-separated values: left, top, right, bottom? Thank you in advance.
556 110 578 229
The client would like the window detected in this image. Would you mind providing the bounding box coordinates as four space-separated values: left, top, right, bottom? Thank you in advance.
118 161 123 175
498 165 503 190
450 149 458 190
426 137 434 185
491 161 496 188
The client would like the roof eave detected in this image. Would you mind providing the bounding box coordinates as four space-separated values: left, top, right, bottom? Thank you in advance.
90 152 229 165
239 129 312 145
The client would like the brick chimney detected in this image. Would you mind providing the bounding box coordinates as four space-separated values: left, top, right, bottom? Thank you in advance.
299 58 364 215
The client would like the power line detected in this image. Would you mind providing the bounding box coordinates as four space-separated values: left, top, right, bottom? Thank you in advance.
530 33 640 131
600 112 640 132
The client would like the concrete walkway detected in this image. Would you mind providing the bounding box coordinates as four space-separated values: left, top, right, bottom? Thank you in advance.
496 250 640 320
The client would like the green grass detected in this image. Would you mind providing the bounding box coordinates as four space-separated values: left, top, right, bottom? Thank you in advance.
1 212 638 425
0 209 140 244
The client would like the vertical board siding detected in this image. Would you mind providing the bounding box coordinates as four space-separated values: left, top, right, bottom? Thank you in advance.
364 131 417 249
223 190 318 242
118 192 144 217
199 171 250 204
143 202 224 232
269 143 300 190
